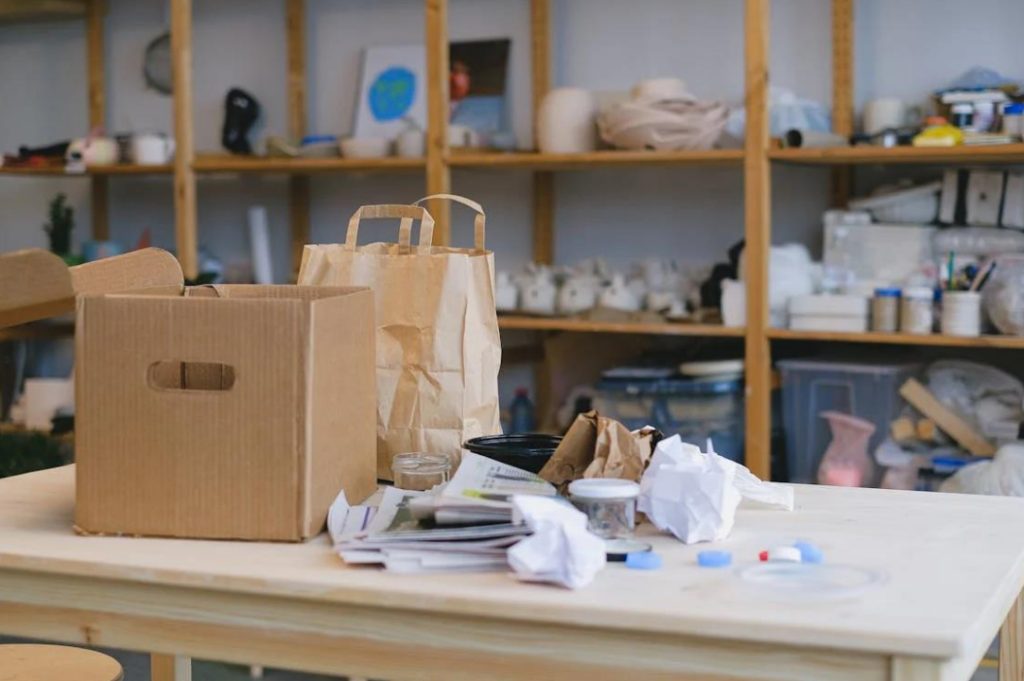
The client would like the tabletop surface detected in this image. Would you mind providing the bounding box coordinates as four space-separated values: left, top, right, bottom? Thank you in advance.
2 465 1024 660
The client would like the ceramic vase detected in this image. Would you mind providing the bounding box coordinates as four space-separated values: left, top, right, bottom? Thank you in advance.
537 88 597 154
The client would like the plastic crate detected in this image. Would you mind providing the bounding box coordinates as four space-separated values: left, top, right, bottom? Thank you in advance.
777 359 921 484
593 377 745 463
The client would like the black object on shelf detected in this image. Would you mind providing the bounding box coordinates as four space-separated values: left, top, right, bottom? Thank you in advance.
464 433 562 474
221 87 261 155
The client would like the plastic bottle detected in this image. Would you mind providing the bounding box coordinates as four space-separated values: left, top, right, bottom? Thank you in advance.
508 388 536 433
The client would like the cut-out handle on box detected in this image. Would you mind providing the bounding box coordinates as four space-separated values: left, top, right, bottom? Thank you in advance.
413 193 486 251
147 361 236 392
344 204 435 254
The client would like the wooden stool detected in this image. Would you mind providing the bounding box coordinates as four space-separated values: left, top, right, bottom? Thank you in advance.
0 644 123 681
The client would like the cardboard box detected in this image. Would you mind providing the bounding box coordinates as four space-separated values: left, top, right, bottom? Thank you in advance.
74 284 377 541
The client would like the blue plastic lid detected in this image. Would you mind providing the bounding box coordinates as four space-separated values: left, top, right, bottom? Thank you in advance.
597 377 742 397
1006 103 1024 114
874 287 902 298
793 541 824 564
626 551 663 570
697 550 732 568
300 134 338 145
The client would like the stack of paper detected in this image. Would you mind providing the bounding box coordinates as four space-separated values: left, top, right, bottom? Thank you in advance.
328 453 557 574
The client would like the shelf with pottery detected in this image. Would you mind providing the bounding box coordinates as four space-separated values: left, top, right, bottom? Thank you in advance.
192 153 425 174
768 328 1024 350
769 143 1024 166
449 148 744 171
498 315 743 337
0 163 172 177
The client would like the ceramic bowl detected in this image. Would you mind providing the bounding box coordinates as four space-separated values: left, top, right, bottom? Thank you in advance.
340 137 392 159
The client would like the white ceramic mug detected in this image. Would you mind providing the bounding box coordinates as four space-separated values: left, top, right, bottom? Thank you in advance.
448 124 480 148
537 88 596 154
863 98 907 136
941 291 982 337
131 133 175 165
396 128 426 158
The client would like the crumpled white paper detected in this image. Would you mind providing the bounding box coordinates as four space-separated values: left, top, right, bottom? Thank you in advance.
638 435 793 544
507 495 607 589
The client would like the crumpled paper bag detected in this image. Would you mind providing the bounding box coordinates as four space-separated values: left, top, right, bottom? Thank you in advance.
638 435 793 544
539 411 654 492
507 495 606 589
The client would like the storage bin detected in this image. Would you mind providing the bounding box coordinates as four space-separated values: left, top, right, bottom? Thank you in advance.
777 359 920 484
593 377 744 462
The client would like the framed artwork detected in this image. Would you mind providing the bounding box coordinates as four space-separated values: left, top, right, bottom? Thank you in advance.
450 38 511 144
354 45 426 139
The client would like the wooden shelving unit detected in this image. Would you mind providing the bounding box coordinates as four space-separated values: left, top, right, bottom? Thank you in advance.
0 164 172 176
193 154 424 174
499 316 744 337
449 149 745 171
6 0 1023 481
769 328 1024 350
770 143 1024 166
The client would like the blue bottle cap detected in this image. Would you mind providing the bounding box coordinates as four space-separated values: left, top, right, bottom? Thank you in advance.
697 550 732 568
625 551 662 570
874 287 902 298
793 540 824 564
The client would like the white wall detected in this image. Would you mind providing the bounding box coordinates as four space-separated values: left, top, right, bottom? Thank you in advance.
1 0 1022 274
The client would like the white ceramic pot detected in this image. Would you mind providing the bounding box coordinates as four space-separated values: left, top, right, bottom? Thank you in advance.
495 272 518 312
67 137 119 166
396 129 426 158
131 133 175 165
599 274 641 312
631 77 688 102
537 88 597 154
448 124 481 148
558 277 599 315
340 137 391 159
520 277 557 316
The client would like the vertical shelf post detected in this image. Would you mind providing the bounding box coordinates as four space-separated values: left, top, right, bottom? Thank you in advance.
86 0 109 242
743 0 772 480
831 0 854 207
531 0 554 266
171 0 198 279
425 0 451 244
287 0 310 281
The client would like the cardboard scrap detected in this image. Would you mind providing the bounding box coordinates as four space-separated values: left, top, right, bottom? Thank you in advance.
539 411 655 491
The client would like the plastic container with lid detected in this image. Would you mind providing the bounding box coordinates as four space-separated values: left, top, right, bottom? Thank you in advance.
1003 103 1024 138
391 452 451 491
568 479 640 539
900 286 935 334
777 359 920 484
871 287 901 332
593 376 744 462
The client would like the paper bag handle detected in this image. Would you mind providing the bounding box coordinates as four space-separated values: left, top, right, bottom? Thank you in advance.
413 193 486 251
344 204 435 254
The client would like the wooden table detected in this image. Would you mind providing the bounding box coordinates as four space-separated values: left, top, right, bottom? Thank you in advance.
1 466 1023 681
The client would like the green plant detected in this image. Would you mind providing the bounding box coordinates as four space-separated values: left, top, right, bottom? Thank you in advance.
44 193 74 256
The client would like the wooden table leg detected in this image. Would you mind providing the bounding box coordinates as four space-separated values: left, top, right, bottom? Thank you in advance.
1002 589 1024 681
152 654 191 681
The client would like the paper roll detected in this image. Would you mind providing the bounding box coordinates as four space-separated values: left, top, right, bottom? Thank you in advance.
248 206 274 285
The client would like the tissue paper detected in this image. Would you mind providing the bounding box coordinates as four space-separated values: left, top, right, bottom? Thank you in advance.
638 436 793 544
507 495 607 589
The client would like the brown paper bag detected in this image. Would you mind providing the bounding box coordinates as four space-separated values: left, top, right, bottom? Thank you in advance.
298 195 501 479
539 411 654 491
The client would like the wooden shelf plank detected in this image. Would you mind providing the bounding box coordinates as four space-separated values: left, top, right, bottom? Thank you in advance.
0 322 74 342
770 144 1024 166
0 0 86 23
450 149 745 171
768 328 1024 350
193 154 425 174
0 164 172 176
499 315 744 337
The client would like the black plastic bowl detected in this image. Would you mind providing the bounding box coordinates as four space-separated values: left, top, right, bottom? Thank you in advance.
463 433 563 474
